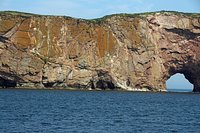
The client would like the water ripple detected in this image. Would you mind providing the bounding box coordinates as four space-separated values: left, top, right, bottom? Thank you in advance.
0 90 200 132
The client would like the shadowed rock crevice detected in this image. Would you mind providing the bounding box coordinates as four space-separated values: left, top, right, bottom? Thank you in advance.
43 82 54 88
95 80 115 90
193 25 200 29
0 72 20 88
165 28 200 40
0 77 17 88
91 70 116 90
0 36 8 43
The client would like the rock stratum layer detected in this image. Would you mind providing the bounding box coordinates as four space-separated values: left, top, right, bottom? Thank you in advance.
0 11 200 92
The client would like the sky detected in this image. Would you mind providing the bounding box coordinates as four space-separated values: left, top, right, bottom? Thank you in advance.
0 0 199 19
0 0 198 90
166 74 193 91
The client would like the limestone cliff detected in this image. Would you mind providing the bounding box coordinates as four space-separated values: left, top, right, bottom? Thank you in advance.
0 11 200 92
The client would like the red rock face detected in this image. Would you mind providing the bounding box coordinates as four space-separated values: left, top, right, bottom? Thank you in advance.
0 11 200 92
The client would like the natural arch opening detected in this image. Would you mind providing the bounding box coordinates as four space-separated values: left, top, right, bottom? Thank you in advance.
166 73 193 92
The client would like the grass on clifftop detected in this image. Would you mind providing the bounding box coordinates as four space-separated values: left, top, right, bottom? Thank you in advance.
0 10 199 23
0 11 39 17
84 10 200 24
0 10 75 19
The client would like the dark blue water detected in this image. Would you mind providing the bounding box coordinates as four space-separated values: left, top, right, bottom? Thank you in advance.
0 89 200 133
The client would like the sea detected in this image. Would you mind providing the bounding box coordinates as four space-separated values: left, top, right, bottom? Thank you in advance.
0 89 200 133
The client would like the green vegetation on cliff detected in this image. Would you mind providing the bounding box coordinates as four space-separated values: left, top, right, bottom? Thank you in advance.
0 11 39 17
0 10 199 23
88 11 200 23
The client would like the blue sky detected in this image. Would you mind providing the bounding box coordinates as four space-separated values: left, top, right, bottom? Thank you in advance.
166 74 193 91
0 0 198 90
0 0 199 19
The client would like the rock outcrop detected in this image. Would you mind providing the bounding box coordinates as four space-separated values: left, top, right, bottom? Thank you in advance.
0 11 200 92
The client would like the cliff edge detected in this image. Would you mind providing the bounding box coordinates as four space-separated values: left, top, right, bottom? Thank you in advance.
0 11 200 92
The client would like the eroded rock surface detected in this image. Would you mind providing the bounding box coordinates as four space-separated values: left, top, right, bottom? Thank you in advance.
0 11 200 91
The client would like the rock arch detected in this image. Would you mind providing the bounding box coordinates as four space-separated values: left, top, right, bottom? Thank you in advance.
0 11 199 92
162 61 200 92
